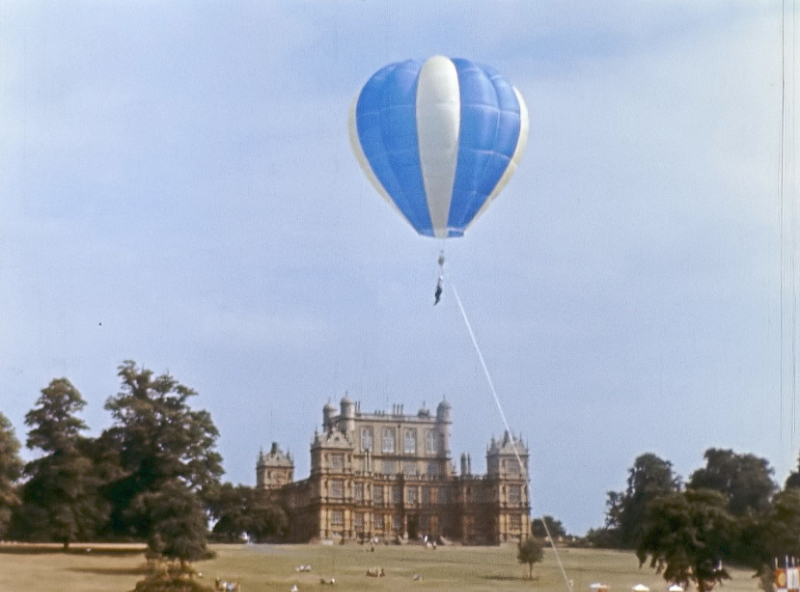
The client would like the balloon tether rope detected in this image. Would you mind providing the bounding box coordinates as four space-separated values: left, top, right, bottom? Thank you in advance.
451 284 573 592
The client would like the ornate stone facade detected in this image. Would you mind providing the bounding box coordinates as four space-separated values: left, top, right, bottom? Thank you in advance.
256 397 531 544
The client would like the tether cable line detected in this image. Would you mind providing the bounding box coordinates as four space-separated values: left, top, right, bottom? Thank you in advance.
451 284 573 592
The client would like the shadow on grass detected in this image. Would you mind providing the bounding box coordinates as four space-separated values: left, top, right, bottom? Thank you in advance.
482 574 531 581
68 566 149 577
0 544 145 556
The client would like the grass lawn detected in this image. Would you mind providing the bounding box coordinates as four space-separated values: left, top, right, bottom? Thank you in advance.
0 542 763 592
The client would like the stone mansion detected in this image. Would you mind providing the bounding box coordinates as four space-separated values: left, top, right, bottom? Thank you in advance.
256 396 531 545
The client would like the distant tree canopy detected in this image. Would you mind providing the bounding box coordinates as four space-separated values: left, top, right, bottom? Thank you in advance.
637 489 736 592
0 412 23 538
689 448 776 517
210 483 287 543
531 515 567 540
760 488 800 561
783 454 800 490
14 379 106 549
102 361 224 543
604 453 682 548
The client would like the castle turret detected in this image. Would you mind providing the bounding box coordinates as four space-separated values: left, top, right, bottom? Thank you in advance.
256 442 294 490
436 398 452 456
323 400 336 430
486 431 528 478
340 394 355 434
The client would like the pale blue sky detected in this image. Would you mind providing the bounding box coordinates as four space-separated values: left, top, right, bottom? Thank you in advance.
0 0 795 534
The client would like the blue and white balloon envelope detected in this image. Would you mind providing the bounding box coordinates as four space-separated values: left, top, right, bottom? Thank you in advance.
349 56 529 239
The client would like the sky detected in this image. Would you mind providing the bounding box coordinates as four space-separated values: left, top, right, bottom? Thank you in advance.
0 0 797 535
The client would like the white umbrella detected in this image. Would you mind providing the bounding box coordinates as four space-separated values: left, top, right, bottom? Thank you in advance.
668 586 684 592
633 585 650 592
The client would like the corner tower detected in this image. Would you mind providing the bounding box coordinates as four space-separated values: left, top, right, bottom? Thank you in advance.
256 442 294 490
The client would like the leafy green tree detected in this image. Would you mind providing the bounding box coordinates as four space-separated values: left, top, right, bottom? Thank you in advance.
637 489 736 592
531 515 567 540
605 453 681 548
16 379 105 548
209 483 253 542
247 491 287 543
689 448 776 516
210 483 287 543
782 455 800 490
0 413 23 537
133 479 212 567
761 488 800 560
517 536 544 579
102 361 224 538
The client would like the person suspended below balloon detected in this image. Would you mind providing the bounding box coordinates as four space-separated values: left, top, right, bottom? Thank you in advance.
349 55 529 304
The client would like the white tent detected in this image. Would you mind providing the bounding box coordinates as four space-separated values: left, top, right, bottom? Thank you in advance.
668 586 684 592
632 585 650 592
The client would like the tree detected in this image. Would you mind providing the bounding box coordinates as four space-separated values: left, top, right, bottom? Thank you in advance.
102 361 224 538
16 379 105 548
247 491 287 543
689 448 776 516
517 536 544 579
605 453 682 548
761 488 800 560
782 454 800 491
0 413 23 538
133 479 212 567
209 483 253 542
531 515 567 540
637 489 737 592
210 483 287 543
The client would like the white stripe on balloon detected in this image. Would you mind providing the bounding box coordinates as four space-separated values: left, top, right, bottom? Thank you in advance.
415 56 461 239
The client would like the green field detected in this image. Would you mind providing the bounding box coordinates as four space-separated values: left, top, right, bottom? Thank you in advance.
0 543 763 592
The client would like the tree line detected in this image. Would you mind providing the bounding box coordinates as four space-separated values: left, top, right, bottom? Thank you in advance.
0 361 286 564
586 450 800 592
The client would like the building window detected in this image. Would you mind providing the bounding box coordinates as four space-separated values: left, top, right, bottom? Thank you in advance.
330 479 344 499
406 487 417 503
354 512 363 527
438 487 449 504
373 485 384 506
404 461 417 476
509 485 522 504
392 515 402 531
361 427 373 451
421 487 430 505
382 428 395 453
383 460 396 475
508 460 521 477
331 510 344 526
427 462 439 476
420 515 430 530
404 429 417 454
509 514 522 531
392 486 401 504
354 483 364 501
426 430 437 454
330 454 344 470
374 514 384 530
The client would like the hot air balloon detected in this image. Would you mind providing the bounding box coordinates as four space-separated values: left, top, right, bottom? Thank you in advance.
349 55 529 239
